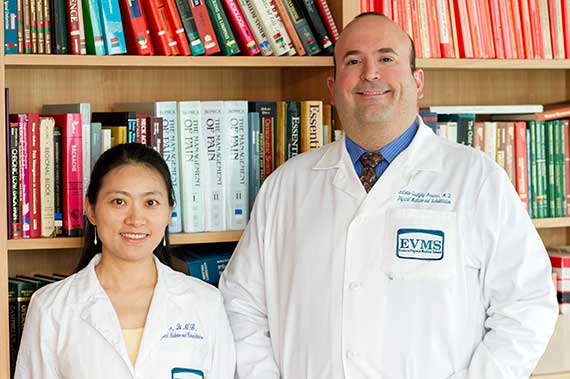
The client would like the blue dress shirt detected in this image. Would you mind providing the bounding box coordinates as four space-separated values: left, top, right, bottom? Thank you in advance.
345 121 418 179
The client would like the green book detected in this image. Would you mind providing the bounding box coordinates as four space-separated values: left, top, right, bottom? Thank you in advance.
546 120 556 217
82 0 106 55
204 0 240 56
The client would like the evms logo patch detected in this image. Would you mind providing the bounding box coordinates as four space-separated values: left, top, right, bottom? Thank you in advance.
396 229 444 260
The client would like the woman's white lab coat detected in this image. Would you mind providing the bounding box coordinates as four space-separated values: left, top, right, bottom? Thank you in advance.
15 254 235 379
219 119 559 379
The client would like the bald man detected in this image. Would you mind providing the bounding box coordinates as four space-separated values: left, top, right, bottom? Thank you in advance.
219 13 557 379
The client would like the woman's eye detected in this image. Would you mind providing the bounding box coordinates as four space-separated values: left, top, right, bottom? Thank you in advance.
147 199 158 207
112 199 125 206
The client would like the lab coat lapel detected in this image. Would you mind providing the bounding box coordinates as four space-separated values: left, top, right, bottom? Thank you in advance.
135 259 182 367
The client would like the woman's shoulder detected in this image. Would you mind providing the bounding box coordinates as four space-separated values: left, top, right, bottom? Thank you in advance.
27 270 86 311
159 263 224 306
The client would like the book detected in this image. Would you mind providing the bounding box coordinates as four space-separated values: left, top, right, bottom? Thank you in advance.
429 104 544 114
221 0 260 55
4 0 18 54
251 0 290 55
16 114 31 238
297 0 332 54
98 0 127 54
172 242 235 284
53 125 63 236
178 101 206 233
173 0 205 55
282 0 320 55
39 117 56 238
201 101 226 231
91 111 137 143
119 0 155 55
51 114 83 236
7 116 20 239
205 0 240 55
223 100 249 230
142 0 179 55
313 0 338 43
236 0 272 55
27 113 41 239
191 0 221 55
8 279 36 374
273 0 305 55
247 111 260 209
300 100 323 152
51 0 68 53
163 0 191 55
82 0 106 54
285 100 301 160
66 0 87 54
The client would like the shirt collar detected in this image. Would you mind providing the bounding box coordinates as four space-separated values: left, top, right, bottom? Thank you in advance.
345 120 418 165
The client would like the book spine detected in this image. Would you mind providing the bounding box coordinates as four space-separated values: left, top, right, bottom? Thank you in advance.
247 111 260 209
222 0 260 55
538 0 552 58
254 102 276 178
22 0 31 52
285 100 300 160
99 0 128 54
8 118 21 239
273 0 304 55
148 116 163 153
51 0 67 53
90 122 101 170
119 0 155 55
163 0 191 55
564 120 570 216
556 120 567 216
201 101 226 231
82 0 107 54
36 0 44 53
28 114 41 238
8 282 17 375
435 0 454 57
4 0 18 53
43 0 51 53
223 101 249 230
313 0 338 43
251 0 290 55
61 114 83 236
204 0 240 55
426 0 441 57
178 101 206 232
237 0 272 55
53 125 63 236
300 100 323 152
156 102 182 232
275 101 286 167
142 0 176 55
190 0 221 55
417 0 431 57
537 121 548 217
30 0 37 53
173 0 205 55
282 0 319 55
40 117 55 238
18 115 30 238
298 0 332 54
66 0 82 53
514 121 529 212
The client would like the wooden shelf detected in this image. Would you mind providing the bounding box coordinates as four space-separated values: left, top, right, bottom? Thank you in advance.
533 218 570 229
533 372 570 378
3 55 334 68
417 58 570 70
7 231 243 251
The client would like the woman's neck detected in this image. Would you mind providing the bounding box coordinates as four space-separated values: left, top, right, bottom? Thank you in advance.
95 253 158 291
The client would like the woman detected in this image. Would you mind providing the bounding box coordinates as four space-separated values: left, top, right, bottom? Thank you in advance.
15 143 235 379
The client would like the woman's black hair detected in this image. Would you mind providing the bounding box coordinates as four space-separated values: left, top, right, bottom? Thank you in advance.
75 143 175 272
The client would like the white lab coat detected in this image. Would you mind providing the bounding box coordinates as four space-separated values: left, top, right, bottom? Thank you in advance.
219 118 559 379
15 254 235 379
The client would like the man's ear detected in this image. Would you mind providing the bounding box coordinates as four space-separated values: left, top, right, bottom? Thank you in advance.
84 198 96 226
326 76 336 105
413 69 425 100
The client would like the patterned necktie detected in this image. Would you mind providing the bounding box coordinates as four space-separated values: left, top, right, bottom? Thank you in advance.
359 152 384 193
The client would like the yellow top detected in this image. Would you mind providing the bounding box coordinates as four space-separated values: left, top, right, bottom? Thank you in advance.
122 328 144 366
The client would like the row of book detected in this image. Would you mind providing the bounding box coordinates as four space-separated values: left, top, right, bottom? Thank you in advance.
3 0 339 56
361 0 570 60
6 99 334 240
421 102 570 219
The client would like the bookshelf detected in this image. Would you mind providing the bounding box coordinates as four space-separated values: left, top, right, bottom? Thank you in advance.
1 1 570 377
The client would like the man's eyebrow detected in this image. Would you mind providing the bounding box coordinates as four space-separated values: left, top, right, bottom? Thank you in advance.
342 47 399 60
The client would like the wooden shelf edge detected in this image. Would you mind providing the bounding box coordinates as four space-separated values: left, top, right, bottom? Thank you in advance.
4 55 334 68
7 231 243 251
417 58 570 70
533 218 570 229
532 372 570 378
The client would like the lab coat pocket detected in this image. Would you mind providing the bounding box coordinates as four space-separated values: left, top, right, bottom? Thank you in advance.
382 208 459 281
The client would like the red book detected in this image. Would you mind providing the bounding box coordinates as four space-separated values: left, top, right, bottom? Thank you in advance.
435 0 455 57
488 0 505 58
391 0 400 24
529 0 545 58
50 113 83 237
222 0 260 56
453 0 473 57
474 122 485 151
410 0 424 57
27 113 41 238
511 0 525 58
399 0 413 38
426 0 441 57
136 113 149 144
360 0 369 12
142 0 179 55
163 0 191 55
119 0 155 55
465 0 483 57
519 0 534 58
549 0 565 59
314 0 339 43
7 117 21 239
498 0 516 58
382 0 392 17
480 0 495 57
563 0 570 58
66 0 86 54
514 121 529 212
191 0 220 55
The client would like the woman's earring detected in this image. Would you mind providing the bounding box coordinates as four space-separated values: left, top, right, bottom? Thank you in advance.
94 226 98 246
163 236 166 247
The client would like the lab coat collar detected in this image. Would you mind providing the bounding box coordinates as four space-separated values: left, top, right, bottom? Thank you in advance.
69 254 185 373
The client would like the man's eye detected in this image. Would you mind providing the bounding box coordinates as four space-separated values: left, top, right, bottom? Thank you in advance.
346 59 360 65
381 57 394 62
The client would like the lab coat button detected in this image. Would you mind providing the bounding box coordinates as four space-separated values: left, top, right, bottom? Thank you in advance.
346 350 359 359
349 281 362 290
